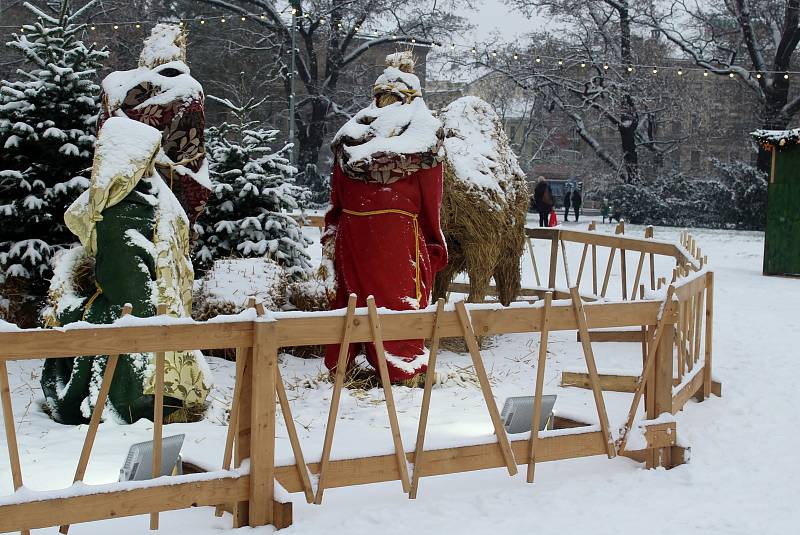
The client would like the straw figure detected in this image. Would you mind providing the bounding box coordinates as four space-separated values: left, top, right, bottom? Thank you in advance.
433 96 529 305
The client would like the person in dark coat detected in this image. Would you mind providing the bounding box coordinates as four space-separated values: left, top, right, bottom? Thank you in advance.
572 189 582 222
563 188 572 222
533 177 554 227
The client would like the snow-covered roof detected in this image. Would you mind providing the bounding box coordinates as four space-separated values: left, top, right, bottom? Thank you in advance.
751 128 800 147
440 96 526 207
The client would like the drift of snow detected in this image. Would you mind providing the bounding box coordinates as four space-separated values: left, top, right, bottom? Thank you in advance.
138 23 185 68
1 221 798 534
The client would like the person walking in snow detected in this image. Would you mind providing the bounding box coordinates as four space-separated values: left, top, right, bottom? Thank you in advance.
563 187 572 222
601 198 610 223
533 177 554 227
323 51 447 383
572 188 582 222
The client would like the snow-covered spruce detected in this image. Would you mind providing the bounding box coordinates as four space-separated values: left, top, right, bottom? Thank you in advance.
194 99 312 280
0 0 107 324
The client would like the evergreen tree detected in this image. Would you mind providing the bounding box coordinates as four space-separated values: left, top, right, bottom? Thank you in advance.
195 96 312 280
0 0 107 324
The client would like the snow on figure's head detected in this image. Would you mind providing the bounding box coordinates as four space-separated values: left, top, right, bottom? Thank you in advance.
139 24 187 68
331 50 443 184
98 23 210 227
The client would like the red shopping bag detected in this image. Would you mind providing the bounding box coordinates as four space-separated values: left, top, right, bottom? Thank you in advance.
549 209 558 227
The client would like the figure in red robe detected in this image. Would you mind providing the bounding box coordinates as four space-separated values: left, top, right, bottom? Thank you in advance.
324 51 447 382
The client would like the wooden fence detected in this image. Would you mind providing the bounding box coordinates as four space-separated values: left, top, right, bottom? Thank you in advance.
0 224 720 533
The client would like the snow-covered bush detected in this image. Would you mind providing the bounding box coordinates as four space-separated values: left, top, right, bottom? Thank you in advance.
194 100 312 280
602 162 767 230
0 0 107 325
192 257 288 321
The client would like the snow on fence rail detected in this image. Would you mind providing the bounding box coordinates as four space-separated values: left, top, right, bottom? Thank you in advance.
0 226 719 533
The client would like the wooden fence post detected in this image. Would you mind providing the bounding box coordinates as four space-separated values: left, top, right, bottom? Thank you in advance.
233 344 253 528
653 302 676 469
703 271 714 398
248 319 277 527
150 303 167 530
0 359 29 535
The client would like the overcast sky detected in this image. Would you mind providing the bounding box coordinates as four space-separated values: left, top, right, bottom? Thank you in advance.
466 0 552 41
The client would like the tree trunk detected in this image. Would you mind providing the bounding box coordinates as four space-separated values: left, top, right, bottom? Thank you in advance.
757 79 792 172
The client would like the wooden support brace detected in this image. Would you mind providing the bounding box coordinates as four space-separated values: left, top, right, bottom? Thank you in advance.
252 301 314 506
560 239 572 287
150 303 167 530
527 292 553 483
314 295 358 505
60 304 132 534
366 297 411 494
454 301 518 476
410 299 445 499
526 237 541 287
631 252 645 300
548 234 559 289
216 298 257 518
569 288 616 458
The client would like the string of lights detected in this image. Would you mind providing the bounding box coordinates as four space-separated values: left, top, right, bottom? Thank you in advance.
2 11 800 79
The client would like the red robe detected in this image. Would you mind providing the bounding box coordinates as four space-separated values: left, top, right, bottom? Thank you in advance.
323 162 447 381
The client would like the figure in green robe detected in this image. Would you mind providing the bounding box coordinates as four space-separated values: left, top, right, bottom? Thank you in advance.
41 24 211 424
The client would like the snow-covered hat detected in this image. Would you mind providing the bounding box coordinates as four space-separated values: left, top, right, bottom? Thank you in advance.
139 24 187 68
373 51 422 103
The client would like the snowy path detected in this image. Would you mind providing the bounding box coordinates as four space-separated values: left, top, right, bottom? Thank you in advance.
1 223 797 534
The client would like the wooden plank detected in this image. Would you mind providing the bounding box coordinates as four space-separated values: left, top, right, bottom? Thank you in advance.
314 295 357 505
703 272 715 398
527 292 553 483
0 475 250 532
275 366 313 505
618 287 676 453
526 237 541 286
576 243 589 287
1 300 669 360
631 252 645 299
576 329 643 343
410 299 445 499
248 320 277 527
693 289 705 367
61 305 131 534
548 233 559 289
0 321 254 360
569 288 616 458
455 301 518 475
600 246 617 298
366 297 411 494
526 228 683 259
560 239 572 287
0 359 29 535
216 293 256 518
561 371 638 393
672 368 705 414
150 303 167 530
233 345 253 527
654 319 676 468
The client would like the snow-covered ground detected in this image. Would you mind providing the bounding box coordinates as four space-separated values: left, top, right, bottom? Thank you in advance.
1 219 798 534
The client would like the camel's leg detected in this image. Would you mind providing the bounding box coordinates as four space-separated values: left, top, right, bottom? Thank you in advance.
464 247 495 304
494 250 522 306
433 253 465 303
